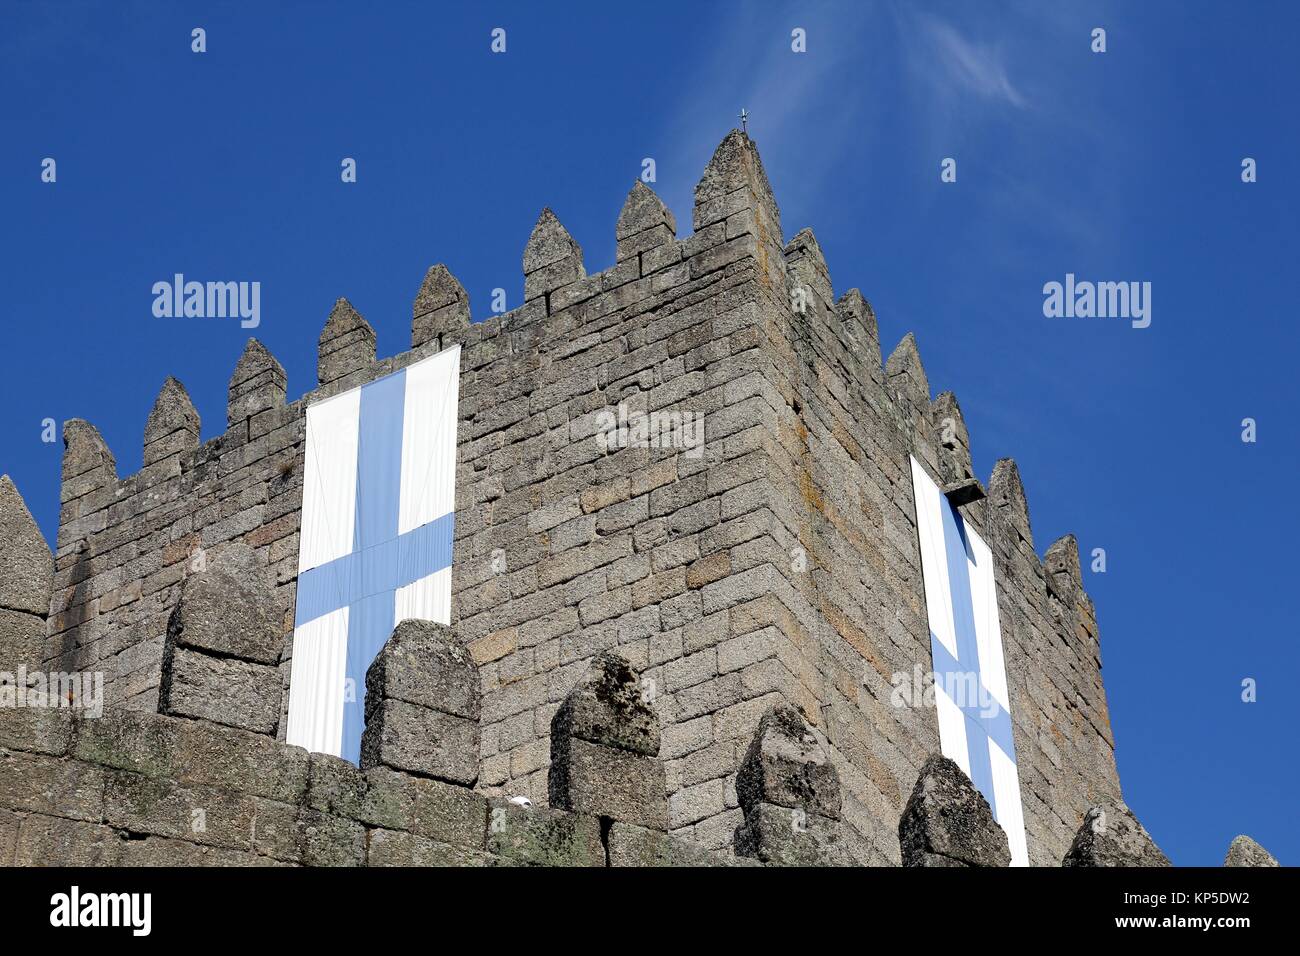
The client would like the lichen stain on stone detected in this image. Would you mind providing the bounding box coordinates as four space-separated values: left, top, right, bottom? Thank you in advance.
799 469 824 514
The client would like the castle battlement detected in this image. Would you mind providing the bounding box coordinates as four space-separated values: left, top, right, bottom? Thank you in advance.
4 129 1255 868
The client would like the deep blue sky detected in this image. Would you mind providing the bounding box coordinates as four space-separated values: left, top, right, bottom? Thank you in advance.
3 1 1296 865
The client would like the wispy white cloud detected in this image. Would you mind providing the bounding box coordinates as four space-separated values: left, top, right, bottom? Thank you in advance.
651 5 885 240
905 12 1028 110
920 14 1029 108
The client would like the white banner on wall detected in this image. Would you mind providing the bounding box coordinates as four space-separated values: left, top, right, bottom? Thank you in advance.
910 456 1029 866
286 346 460 765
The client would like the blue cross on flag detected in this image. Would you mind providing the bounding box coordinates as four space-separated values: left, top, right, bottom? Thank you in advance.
910 456 1029 866
286 346 460 765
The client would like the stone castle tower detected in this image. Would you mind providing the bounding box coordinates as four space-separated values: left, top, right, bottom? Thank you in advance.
6 130 1265 867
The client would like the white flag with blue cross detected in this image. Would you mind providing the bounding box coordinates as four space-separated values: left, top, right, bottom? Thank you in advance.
910 456 1029 866
286 346 460 764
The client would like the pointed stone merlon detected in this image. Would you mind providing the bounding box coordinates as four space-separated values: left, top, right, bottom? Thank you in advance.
899 754 1011 867
0 476 54 669
142 377 200 467
693 130 783 250
836 289 882 371
318 297 376 387
228 338 286 429
1044 533 1086 608
988 458 1035 551
523 208 585 305
159 542 281 734
931 392 975 484
733 704 854 865
1224 834 1279 867
616 181 676 264
1062 801 1171 866
60 419 116 510
886 333 930 419
412 264 471 349
931 395 984 504
360 619 481 785
548 651 667 830
784 228 833 310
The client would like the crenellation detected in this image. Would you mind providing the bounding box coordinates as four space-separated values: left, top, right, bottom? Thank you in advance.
835 288 881 371
411 263 471 350
988 457 1035 553
930 390 975 486
141 376 201 469
522 208 585 306
317 296 376 387
228 337 287 430
884 332 931 424
2 128 1155 868
784 227 833 311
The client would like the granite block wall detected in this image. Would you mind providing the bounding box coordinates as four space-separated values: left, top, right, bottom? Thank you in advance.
13 129 1124 866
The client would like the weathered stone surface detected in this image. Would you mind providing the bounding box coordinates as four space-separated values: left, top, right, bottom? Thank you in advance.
1062 801 1171 867
734 802 855 866
546 649 670 837
615 181 677 263
551 651 659 756
988 457 1034 548
297 809 366 866
60 418 116 503
617 180 677 239
248 799 365 866
523 208 584 300
306 752 367 820
0 705 74 756
318 297 376 386
1044 533 1084 604
836 288 881 363
171 720 311 804
885 332 930 412
0 808 17 864
142 376 201 465
72 711 311 806
367 828 495 867
351 766 487 848
412 264 471 348
932 390 974 483
355 766 416 831
549 736 668 830
115 834 282 867
72 710 182 779
785 227 832 306
606 822 734 867
166 559 280 665
484 800 604 867
105 771 255 849
0 607 48 670
693 129 781 240
365 619 480 720
0 476 53 617
360 697 479 785
249 797 301 860
228 337 287 427
735 704 841 820
523 207 582 273
15 814 118 866
30 127 1136 869
1223 834 1279 867
158 646 280 734
899 754 1011 867
0 749 105 822
409 774 488 848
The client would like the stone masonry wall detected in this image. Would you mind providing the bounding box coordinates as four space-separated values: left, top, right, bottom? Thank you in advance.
31 130 1121 866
